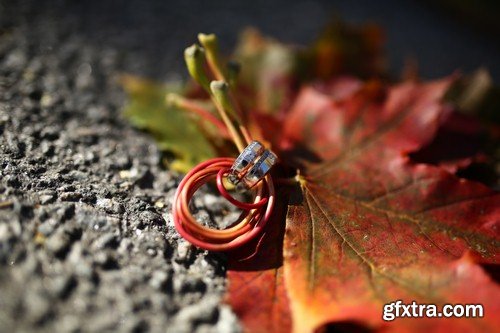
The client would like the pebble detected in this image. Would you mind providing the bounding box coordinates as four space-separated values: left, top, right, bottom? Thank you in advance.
0 224 11 242
45 231 71 256
38 219 58 236
39 193 56 205
174 295 219 325
175 241 196 264
149 270 171 291
24 292 52 324
59 192 82 202
47 274 76 298
96 198 125 214
93 233 119 250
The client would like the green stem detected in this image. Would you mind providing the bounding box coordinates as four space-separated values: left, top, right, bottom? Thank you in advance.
210 81 246 151
166 93 230 138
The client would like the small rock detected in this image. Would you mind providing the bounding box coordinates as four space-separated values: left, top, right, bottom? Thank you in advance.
149 270 171 291
108 155 132 170
84 312 119 332
75 261 94 280
39 193 56 205
59 192 82 202
68 170 87 181
96 198 124 214
24 292 52 324
45 230 71 257
93 233 119 250
58 315 80 333
147 248 157 257
121 316 150 333
175 240 195 264
47 274 76 298
93 251 119 270
37 219 57 236
21 256 42 275
174 295 219 325
215 306 241 333
0 223 11 242
138 211 164 228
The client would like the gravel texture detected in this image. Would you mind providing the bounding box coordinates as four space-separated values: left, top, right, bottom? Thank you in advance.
2 1 499 332
0 21 240 333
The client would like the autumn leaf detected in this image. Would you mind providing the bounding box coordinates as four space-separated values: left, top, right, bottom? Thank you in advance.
120 24 500 333
227 77 500 332
120 75 233 172
225 186 292 333
233 22 384 116
410 110 499 186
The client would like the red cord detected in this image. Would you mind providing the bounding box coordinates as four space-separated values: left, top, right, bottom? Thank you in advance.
172 157 275 251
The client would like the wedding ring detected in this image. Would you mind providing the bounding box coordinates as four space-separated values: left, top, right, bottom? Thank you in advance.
228 141 277 189
228 141 264 185
242 150 277 188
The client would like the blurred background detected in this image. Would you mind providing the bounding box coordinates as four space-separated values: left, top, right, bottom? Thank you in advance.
2 0 499 81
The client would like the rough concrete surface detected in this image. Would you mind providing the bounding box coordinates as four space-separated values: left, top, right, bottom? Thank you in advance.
0 18 240 333
2 1 499 332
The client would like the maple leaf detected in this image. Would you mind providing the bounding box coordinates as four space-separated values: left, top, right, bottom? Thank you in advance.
410 110 498 186
225 186 292 333
411 70 500 187
120 25 500 333
226 77 500 332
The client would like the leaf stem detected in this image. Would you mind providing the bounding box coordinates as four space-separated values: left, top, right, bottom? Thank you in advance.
184 44 211 92
198 34 246 122
166 93 230 138
210 81 247 151
185 37 251 152
198 33 226 81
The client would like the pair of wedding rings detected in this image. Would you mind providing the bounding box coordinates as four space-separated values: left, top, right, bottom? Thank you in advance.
227 141 277 189
171 140 277 251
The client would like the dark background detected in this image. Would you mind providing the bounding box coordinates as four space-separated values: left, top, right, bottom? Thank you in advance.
1 0 499 81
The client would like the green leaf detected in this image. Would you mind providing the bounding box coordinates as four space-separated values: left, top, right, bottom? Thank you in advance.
120 75 216 173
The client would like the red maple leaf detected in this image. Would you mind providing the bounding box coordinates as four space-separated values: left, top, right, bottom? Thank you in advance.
226 77 500 332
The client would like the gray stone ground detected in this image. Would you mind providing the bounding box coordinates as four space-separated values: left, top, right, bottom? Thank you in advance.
0 22 240 333
2 1 499 332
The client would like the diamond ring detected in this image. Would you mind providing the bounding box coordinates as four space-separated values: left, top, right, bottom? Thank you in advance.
228 141 277 189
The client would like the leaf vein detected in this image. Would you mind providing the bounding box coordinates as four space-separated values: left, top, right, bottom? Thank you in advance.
307 187 439 300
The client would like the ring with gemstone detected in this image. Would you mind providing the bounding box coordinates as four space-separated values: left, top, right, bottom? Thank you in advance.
228 140 277 189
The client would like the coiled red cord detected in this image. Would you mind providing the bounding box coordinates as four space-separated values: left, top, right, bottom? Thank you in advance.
172 157 275 251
